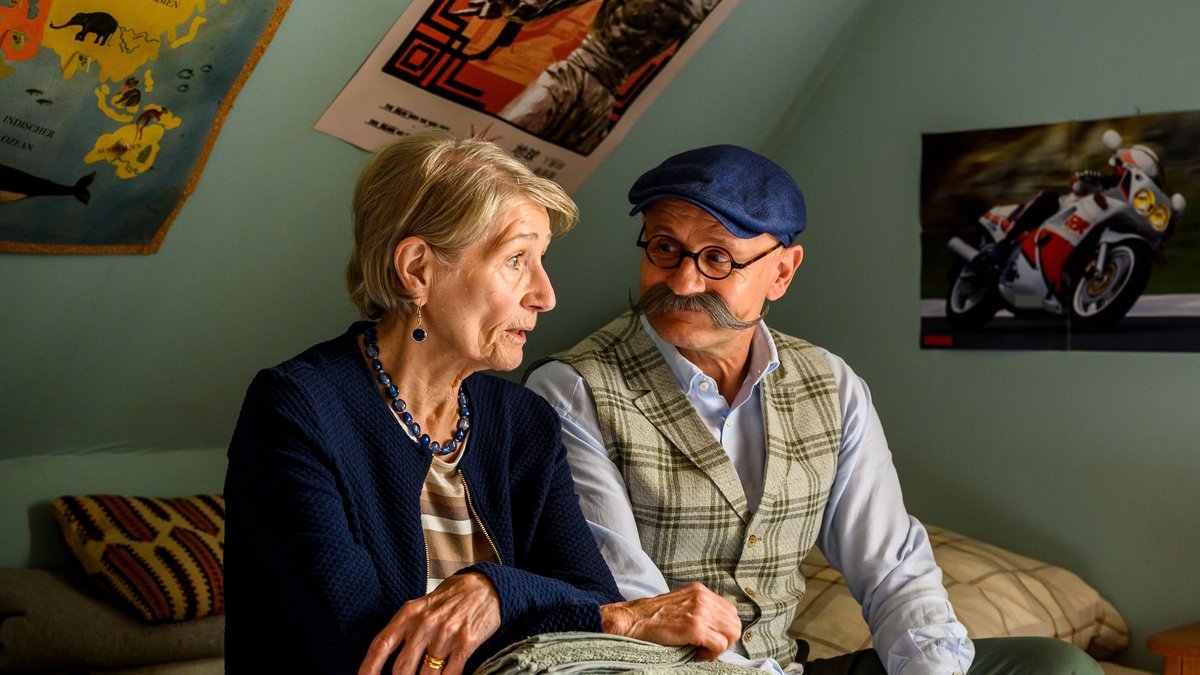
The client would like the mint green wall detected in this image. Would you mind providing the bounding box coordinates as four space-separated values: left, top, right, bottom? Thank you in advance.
0 1 867 555
0 0 867 460
761 2 1200 670
2 1 1194 670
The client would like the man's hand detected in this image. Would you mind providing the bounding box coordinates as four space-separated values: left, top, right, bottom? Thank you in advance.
357 572 502 675
599 583 742 660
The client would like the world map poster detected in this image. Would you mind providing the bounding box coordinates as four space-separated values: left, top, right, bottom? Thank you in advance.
0 0 289 254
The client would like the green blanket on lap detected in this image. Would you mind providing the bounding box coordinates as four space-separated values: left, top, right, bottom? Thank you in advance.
476 632 766 675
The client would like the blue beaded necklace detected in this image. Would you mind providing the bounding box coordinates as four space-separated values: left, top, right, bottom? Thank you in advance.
363 325 469 456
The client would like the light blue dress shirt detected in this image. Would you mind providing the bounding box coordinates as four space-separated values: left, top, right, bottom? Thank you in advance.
525 317 973 675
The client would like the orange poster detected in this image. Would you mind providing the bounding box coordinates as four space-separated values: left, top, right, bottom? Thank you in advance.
316 0 740 192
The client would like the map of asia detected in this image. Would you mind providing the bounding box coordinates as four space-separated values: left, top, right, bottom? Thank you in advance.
0 0 288 253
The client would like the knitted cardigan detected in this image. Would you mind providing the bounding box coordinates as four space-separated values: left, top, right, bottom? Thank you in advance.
224 323 623 674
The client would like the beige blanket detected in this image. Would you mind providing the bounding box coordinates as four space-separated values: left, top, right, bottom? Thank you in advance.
0 568 223 673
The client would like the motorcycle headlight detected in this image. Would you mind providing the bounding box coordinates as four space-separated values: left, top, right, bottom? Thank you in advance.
1133 188 1155 214
1150 205 1170 231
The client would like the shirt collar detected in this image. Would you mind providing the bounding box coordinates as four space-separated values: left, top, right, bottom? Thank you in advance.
639 314 781 399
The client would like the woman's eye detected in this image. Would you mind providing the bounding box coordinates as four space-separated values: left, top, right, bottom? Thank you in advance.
653 240 680 254
507 253 525 270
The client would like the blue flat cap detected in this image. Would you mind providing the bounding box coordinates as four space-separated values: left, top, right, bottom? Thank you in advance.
628 144 806 246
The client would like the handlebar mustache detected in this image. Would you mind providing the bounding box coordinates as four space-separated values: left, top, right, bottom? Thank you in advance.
630 285 764 331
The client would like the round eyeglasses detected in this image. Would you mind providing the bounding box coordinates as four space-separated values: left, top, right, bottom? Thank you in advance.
635 226 783 280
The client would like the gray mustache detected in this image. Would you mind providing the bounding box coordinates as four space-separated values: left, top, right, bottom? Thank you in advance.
630 285 762 331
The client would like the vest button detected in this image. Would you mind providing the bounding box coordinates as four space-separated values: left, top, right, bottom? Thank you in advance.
747 534 759 548
744 586 756 599
744 629 754 642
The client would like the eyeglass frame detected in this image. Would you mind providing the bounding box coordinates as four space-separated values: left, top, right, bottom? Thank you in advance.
635 225 783 280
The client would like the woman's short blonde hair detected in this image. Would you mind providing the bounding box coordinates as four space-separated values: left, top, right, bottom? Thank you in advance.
346 130 579 319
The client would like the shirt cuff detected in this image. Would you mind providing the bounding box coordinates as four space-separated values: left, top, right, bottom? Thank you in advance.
884 621 974 675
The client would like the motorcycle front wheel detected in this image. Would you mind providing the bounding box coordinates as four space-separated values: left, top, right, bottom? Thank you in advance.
946 263 1000 330
1068 241 1152 330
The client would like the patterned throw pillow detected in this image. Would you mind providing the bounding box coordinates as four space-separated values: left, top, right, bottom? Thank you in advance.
50 494 225 623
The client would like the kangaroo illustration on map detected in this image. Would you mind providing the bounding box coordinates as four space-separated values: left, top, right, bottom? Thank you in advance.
134 107 167 140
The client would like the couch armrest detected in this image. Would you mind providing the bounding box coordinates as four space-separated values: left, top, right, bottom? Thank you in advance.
0 568 223 673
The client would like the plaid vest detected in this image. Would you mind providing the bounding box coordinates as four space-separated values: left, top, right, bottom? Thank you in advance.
545 313 842 664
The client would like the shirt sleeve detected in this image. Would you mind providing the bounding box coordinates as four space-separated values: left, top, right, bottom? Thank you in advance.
524 360 672 601
816 351 974 675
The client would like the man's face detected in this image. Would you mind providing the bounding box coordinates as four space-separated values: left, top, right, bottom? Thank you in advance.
637 199 800 359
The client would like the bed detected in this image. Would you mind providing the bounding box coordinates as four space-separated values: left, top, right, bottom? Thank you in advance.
791 524 1150 674
0 495 1148 674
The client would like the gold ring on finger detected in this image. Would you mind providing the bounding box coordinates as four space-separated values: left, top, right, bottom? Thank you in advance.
422 654 445 670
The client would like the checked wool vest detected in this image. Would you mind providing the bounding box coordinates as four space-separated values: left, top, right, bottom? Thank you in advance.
547 313 842 664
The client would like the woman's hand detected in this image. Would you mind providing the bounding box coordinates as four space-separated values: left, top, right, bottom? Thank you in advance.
358 572 502 675
599 583 741 660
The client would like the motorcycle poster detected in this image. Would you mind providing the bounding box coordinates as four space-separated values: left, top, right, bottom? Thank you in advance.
919 111 1200 353
0 0 290 254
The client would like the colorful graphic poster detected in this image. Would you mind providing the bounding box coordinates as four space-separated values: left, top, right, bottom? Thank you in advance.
315 0 740 192
0 0 290 254
919 111 1200 353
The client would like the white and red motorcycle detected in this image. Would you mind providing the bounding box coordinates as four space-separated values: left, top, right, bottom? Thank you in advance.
946 129 1186 330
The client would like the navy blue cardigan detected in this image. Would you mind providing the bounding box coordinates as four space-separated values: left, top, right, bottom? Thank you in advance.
224 323 622 674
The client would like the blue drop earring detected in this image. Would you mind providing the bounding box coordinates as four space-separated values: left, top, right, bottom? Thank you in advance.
411 304 427 342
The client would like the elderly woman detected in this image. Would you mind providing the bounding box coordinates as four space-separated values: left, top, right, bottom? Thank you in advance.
225 131 742 675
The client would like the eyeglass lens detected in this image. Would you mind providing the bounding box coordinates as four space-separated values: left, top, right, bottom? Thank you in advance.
643 236 735 279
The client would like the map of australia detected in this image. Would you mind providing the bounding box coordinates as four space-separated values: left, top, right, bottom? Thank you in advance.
0 0 286 252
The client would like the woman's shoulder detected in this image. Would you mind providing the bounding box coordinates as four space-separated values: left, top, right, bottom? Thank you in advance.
262 323 367 379
462 374 563 478
245 323 369 406
231 323 377 458
465 373 553 412
464 373 561 447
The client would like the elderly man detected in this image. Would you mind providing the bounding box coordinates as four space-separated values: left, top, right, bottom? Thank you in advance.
525 145 1100 674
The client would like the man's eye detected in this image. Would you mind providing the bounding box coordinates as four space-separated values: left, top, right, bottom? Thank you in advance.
703 248 731 265
652 240 680 255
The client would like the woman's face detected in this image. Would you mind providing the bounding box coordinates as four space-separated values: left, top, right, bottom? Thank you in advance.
427 196 556 373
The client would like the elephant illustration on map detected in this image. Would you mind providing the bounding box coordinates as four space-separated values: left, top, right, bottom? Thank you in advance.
50 12 119 46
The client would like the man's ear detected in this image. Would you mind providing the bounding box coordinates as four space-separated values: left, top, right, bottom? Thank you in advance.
766 244 804 302
393 236 434 303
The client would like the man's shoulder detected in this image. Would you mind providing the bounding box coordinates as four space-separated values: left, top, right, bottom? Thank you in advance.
526 312 641 375
762 327 850 410
765 326 834 368
765 325 822 352
565 311 642 357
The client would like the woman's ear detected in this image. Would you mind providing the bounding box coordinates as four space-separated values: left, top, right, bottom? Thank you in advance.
393 236 434 302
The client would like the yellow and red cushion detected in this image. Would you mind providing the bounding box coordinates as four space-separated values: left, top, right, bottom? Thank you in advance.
51 494 224 623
